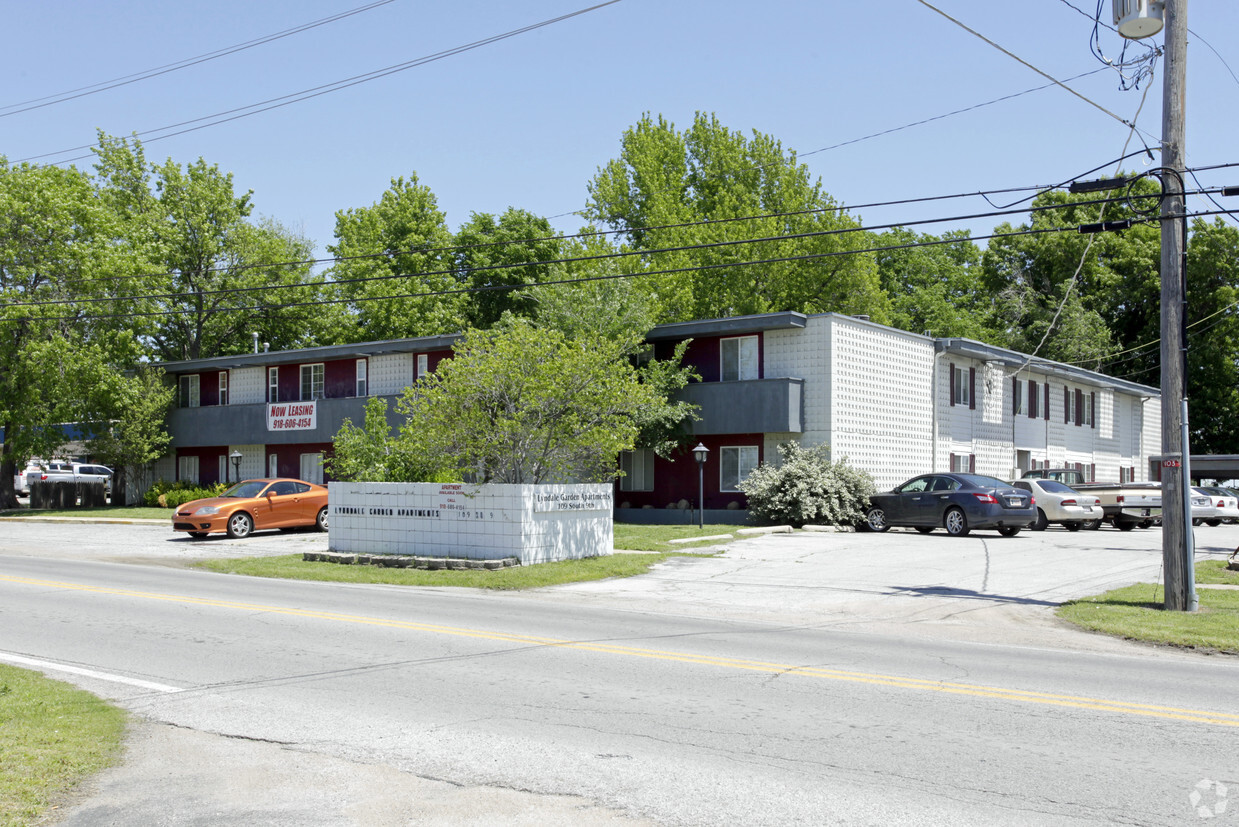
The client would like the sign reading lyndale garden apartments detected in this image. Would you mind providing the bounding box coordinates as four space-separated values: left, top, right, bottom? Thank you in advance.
328 482 613 565
267 401 317 431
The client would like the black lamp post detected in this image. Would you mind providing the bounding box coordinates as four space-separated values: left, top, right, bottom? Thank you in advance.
692 443 708 530
230 450 243 483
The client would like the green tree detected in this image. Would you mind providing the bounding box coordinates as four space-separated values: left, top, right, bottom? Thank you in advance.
328 174 458 340
326 396 451 483
1181 219 1239 453
86 366 175 505
455 208 563 329
93 134 331 361
584 112 889 323
875 228 991 339
0 159 137 507
394 320 661 483
522 275 699 458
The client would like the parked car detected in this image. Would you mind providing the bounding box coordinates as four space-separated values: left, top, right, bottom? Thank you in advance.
25 461 113 496
172 478 329 539
1189 487 1218 526
1009 479 1102 531
1194 486 1239 525
864 473 1036 537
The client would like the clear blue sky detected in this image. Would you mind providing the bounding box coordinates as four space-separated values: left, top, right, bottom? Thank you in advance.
4 1 1236 259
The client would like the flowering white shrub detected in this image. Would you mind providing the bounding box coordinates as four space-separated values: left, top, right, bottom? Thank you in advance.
739 442 875 527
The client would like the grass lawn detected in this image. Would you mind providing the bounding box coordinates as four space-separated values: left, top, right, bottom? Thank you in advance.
1056 560 1239 653
0 505 168 520
197 549 718 589
0 665 126 827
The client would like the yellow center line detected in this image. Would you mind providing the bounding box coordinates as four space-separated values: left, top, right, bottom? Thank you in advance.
6 573 1237 727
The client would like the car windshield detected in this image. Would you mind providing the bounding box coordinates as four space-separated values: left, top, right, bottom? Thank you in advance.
956 474 1010 489
222 480 270 499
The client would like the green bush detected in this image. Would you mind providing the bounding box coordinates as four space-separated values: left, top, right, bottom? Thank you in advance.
740 442 875 527
144 479 227 508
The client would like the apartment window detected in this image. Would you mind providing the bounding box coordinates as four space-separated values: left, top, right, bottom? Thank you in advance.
1065 386 1076 424
951 364 972 408
1012 378 1026 416
300 452 324 485
356 359 368 397
720 445 759 492
417 354 429 379
268 367 279 403
177 455 199 483
300 363 324 401
1084 392 1095 427
720 336 758 382
268 453 278 478
218 371 229 406
950 453 975 473
619 449 655 492
178 375 200 408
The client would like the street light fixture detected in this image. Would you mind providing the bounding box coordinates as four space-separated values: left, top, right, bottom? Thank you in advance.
692 443 709 530
230 450 243 483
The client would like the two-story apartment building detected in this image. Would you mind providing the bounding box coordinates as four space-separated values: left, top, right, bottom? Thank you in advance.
152 312 1161 518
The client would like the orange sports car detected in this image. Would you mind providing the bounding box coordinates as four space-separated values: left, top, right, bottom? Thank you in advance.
172 478 329 539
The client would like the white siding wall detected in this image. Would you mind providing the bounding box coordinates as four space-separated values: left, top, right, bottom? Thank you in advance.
231 367 265 404
370 353 414 396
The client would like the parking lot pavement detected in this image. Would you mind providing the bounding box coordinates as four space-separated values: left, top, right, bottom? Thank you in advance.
534 523 1239 653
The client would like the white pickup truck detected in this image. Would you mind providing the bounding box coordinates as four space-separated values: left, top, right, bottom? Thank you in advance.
25 462 113 495
1021 469 1161 531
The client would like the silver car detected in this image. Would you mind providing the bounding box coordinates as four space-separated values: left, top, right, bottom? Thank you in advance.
1010 479 1103 531
1194 486 1239 526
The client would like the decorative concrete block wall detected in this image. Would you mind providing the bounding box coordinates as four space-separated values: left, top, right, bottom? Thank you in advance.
327 482 613 565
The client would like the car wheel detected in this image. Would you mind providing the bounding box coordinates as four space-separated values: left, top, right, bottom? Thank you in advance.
226 512 253 539
944 507 970 537
1117 521 1136 532
1065 522 1081 532
1192 518 1202 526
1139 520 1153 529
914 526 934 534
998 526 1021 537
1031 509 1049 531
1206 519 1222 527
316 506 329 532
865 506 889 533
188 532 208 539
1083 518 1103 531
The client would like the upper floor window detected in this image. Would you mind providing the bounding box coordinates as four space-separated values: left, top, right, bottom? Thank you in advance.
178 375 200 408
952 365 970 407
356 359 368 397
721 336 758 382
720 445 759 492
1065 386 1076 424
268 367 279 403
218 371 228 406
417 353 429 379
1012 378 1026 416
300 363 324 401
1084 392 1095 427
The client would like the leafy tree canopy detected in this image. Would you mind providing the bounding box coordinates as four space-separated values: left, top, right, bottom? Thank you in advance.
584 112 889 323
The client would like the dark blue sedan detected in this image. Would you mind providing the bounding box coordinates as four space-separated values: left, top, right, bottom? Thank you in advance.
864 473 1036 537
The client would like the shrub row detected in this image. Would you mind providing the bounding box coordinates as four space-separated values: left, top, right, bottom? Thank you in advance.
143 479 228 508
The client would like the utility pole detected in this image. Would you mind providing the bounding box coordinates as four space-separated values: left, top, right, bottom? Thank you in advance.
1158 0 1196 611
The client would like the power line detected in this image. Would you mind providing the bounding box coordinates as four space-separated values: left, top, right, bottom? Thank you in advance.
915 0 1141 130
15 1 624 167
0 0 399 118
4 189 1172 310
3 222 1080 325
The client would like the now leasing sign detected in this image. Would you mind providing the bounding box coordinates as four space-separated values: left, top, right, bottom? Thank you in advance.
267 401 317 431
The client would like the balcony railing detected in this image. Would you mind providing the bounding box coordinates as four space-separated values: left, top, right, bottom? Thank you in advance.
675 378 804 435
168 395 395 447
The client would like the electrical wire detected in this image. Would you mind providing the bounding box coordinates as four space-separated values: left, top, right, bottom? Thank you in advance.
1 222 1081 325
2 189 1171 310
0 0 399 118
15 1 624 167
915 0 1137 128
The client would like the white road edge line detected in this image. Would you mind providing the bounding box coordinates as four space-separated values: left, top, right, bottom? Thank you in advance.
0 652 183 693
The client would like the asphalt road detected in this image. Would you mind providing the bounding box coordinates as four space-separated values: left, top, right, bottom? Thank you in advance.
0 519 1236 826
